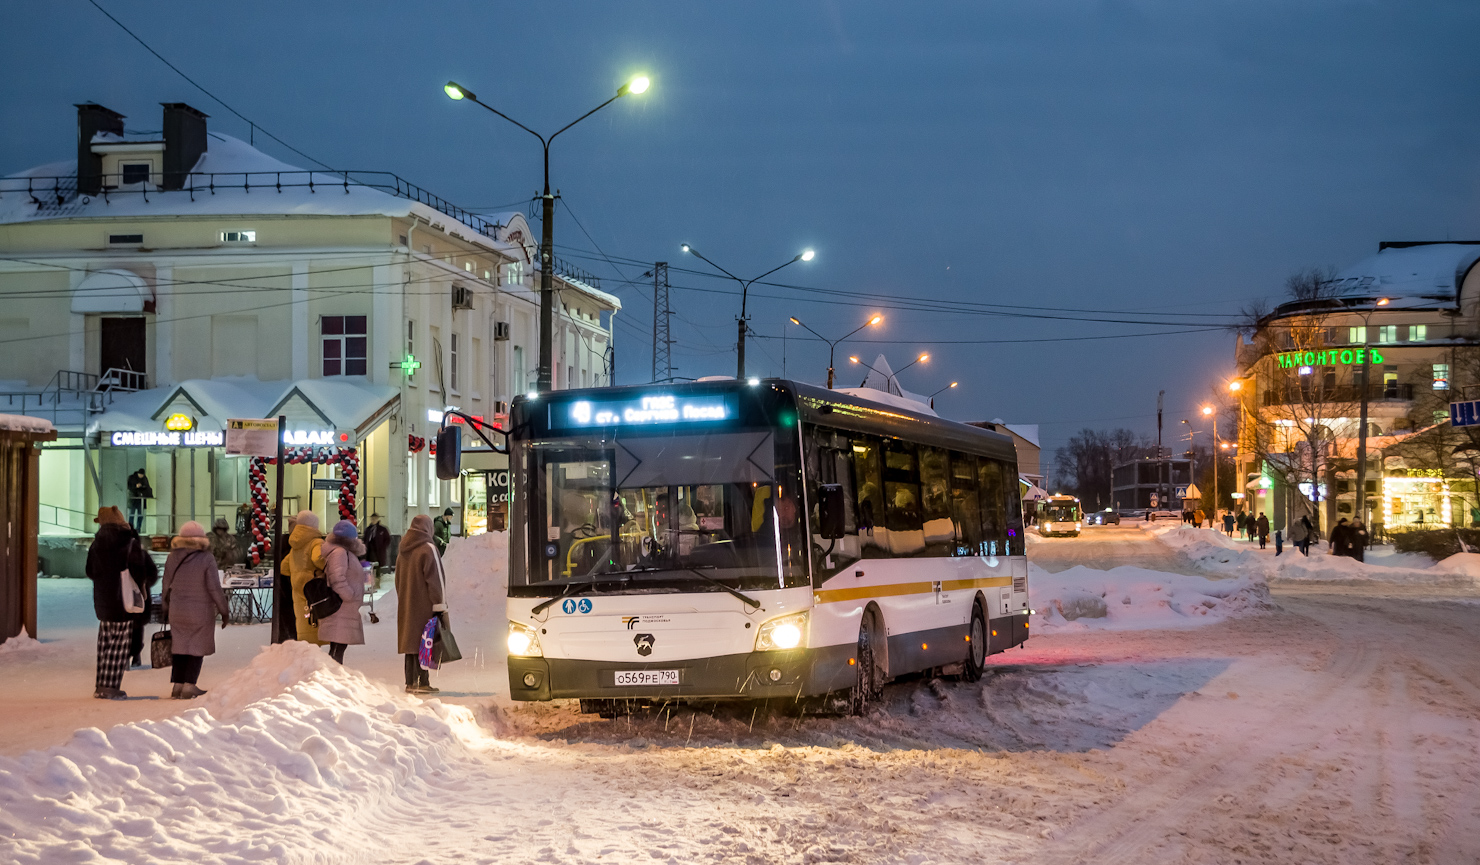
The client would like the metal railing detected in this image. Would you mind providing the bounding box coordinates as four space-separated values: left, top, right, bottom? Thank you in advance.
0 367 145 426
2 170 510 243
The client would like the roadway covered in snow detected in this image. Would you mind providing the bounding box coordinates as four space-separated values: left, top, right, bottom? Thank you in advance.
3 527 1478 863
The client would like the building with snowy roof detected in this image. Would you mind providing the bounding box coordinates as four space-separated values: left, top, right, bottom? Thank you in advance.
0 99 620 567
1232 241 1480 532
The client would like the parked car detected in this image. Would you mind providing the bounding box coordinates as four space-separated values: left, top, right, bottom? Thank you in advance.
1087 509 1121 526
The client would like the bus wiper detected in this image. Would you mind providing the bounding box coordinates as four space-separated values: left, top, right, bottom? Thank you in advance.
633 566 762 610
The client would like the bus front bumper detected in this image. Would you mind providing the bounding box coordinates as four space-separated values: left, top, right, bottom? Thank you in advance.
507 645 855 702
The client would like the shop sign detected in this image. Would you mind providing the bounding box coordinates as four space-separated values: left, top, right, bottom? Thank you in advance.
553 393 736 429
164 413 195 432
111 429 224 447
226 418 279 457
488 468 510 506
1275 349 1383 369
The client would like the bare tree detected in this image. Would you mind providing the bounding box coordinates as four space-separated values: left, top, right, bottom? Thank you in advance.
1052 427 1140 510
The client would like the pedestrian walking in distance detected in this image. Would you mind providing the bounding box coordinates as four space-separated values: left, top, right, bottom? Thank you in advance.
1223 512 1235 536
126 468 153 532
396 514 445 694
363 513 392 571
1236 511 1248 539
319 520 368 664
1256 512 1271 550
1329 517 1358 559
85 506 156 699
1350 518 1369 562
281 510 327 645
161 521 230 699
1289 516 1308 556
433 507 454 556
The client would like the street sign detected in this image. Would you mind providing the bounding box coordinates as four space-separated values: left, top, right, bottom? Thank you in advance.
1173 486 1189 499
1150 493 1159 508
1451 400 1480 427
1183 484 1201 499
226 418 279 457
312 478 342 491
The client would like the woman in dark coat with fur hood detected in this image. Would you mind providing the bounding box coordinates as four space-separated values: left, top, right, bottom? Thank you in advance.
85 506 156 699
396 514 445 694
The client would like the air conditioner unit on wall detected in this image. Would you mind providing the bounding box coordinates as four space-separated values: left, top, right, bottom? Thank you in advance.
494 321 511 341
452 284 473 310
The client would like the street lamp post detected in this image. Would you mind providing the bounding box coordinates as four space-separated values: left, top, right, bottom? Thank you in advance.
927 381 958 410
445 76 650 392
848 352 929 395
1202 405 1217 521
789 314 882 388
683 245 814 379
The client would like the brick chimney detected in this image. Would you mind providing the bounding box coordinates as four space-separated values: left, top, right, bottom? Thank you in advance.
161 103 208 190
76 103 124 195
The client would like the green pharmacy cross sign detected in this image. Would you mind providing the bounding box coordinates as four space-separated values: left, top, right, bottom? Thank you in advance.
1276 348 1384 369
391 353 422 375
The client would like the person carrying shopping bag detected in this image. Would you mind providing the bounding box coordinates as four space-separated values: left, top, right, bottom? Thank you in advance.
319 520 367 664
396 515 445 694
160 521 230 699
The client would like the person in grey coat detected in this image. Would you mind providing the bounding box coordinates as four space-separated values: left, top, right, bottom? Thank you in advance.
319 520 367 664
161 521 230 699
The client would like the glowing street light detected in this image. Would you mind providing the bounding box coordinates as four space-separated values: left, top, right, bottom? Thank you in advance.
682 244 817 378
789 314 881 389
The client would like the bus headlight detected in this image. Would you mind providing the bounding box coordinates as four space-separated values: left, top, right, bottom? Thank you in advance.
507 621 543 657
756 612 808 651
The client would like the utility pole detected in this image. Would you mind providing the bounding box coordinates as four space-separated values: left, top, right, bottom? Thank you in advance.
1157 390 1166 507
651 262 672 383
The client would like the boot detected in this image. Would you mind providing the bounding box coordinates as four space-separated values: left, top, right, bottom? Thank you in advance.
94 687 127 700
171 683 182 699
176 683 207 699
129 655 143 669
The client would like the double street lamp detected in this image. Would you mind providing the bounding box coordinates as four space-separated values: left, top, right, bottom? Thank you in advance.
788 314 882 388
849 352 929 394
445 75 650 392
681 244 814 379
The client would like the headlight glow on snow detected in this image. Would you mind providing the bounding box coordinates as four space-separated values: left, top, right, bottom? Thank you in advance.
507 621 542 657
756 612 807 651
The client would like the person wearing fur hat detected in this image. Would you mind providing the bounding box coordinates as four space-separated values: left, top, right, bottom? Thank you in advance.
160 521 230 698
396 514 445 693
280 510 327 644
85 506 156 699
319 520 367 664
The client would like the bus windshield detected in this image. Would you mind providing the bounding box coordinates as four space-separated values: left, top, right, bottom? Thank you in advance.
514 430 808 590
1043 504 1079 521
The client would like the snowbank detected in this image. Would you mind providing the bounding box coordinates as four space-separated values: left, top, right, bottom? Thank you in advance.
0 641 489 864
1030 564 1275 632
441 530 508 630
0 634 45 654
1146 524 1479 585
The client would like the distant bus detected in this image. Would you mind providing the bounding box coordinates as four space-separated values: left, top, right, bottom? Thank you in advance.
1036 495 1082 537
503 378 1030 715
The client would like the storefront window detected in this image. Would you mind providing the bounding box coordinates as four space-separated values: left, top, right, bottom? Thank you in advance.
463 474 487 535
407 453 419 507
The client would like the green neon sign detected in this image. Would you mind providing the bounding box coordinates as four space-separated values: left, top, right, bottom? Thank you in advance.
391 353 422 375
1276 349 1383 369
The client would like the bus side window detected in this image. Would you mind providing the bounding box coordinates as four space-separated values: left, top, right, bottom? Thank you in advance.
883 440 925 555
1003 463 1026 556
977 459 1007 556
852 435 886 557
949 453 983 556
918 446 953 555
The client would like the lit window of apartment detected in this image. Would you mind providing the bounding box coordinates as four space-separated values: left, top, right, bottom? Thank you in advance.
504 262 523 287
407 453 419 506
450 333 460 393
1409 324 1427 342
428 453 440 507
1433 363 1450 390
322 316 367 376
1376 324 1397 343
1348 326 1366 344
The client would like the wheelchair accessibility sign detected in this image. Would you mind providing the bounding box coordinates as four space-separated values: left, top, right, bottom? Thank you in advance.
561 598 593 615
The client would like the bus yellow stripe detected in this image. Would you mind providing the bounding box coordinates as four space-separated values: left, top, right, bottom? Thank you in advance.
813 576 1012 605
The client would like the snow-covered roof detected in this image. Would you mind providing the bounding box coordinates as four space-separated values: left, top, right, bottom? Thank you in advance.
0 413 55 434
92 378 399 441
1327 243 1480 303
834 387 938 417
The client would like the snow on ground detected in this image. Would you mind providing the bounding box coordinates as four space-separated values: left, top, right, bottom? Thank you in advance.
1030 564 1275 632
0 633 47 654
1146 523 1480 585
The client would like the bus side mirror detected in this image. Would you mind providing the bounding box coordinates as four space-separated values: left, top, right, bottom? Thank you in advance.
435 426 462 480
817 484 846 539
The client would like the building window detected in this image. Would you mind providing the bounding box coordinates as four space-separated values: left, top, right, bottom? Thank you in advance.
1376 324 1396 343
514 346 526 394
121 163 150 185
428 453 440 507
321 316 367 376
1433 363 1450 390
407 453 419 507
221 230 256 243
504 262 523 286
450 333 460 393
1409 324 1427 342
1348 326 1366 344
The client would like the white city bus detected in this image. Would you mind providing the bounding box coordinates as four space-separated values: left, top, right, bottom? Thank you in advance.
503 378 1029 714
1035 495 1082 537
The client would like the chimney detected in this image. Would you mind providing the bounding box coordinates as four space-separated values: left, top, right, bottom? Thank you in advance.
76 103 125 195
161 103 208 190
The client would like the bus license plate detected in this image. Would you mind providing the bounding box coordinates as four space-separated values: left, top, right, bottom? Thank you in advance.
613 670 680 687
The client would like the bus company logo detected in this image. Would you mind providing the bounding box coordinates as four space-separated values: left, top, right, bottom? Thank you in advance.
622 616 640 629
561 598 594 615
622 615 669 629
633 633 655 656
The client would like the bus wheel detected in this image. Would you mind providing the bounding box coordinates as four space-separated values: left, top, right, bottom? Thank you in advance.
848 621 879 715
962 603 987 682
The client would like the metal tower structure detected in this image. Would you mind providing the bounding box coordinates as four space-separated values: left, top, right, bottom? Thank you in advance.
651 262 673 382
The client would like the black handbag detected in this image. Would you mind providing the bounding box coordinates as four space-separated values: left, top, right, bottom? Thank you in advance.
150 628 172 669
432 612 462 664
303 566 342 624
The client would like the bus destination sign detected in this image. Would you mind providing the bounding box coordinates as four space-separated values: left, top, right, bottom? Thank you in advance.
552 393 737 429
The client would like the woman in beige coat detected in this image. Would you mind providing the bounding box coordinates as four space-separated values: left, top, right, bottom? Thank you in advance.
319 520 367 664
395 514 445 694
161 521 230 699
280 510 327 645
